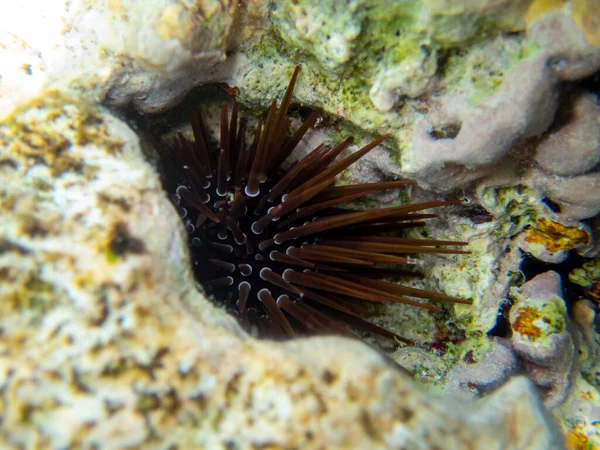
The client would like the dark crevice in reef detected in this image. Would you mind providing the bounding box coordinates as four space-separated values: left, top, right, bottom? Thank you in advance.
577 69 600 95
540 196 561 214
124 84 233 137
487 299 513 339
520 250 588 314
429 122 461 140
489 249 591 339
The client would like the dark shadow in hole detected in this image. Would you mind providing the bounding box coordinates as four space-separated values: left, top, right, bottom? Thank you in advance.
429 122 461 140
541 196 562 213
487 299 513 339
520 250 587 315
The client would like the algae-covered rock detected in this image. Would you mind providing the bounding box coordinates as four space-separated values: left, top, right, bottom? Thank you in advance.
2 0 600 447
570 260 600 303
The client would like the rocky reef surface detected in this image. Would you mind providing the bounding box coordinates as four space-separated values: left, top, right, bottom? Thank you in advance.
1 0 599 448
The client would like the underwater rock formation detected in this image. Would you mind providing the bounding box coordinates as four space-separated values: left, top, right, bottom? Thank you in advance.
509 271 576 409
0 94 564 449
534 90 600 178
1 0 600 447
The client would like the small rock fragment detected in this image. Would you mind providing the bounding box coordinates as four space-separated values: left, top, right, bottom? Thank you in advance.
510 271 576 408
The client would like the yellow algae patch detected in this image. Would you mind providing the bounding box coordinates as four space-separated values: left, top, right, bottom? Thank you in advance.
566 425 591 450
0 90 124 176
513 306 543 339
572 0 600 46
526 0 566 23
524 218 590 253
155 5 196 42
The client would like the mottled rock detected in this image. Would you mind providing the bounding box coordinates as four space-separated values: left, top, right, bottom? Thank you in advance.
408 55 559 191
570 261 600 304
271 1 365 71
420 0 531 43
0 93 565 449
516 217 591 264
403 7 600 191
370 47 438 112
527 7 600 81
535 90 600 177
446 338 518 399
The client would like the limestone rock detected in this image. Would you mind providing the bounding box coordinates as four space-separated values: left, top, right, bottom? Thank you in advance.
527 7 600 81
445 338 518 399
408 55 559 191
0 0 260 116
535 90 600 177
370 47 438 112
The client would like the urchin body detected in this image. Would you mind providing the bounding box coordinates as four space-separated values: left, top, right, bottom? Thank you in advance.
161 67 470 342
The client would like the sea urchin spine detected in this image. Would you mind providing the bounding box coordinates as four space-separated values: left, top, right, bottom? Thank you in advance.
161 66 471 343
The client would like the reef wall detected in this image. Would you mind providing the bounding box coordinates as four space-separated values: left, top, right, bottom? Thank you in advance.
1 0 600 448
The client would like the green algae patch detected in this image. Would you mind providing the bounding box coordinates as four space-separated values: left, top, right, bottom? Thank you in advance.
481 186 541 235
510 293 567 345
241 0 536 169
570 260 600 303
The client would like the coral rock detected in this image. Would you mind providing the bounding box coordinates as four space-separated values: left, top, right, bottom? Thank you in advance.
409 56 559 191
0 90 565 449
524 166 600 220
446 338 518 399
370 48 438 112
535 90 600 177
510 271 576 408
527 7 600 81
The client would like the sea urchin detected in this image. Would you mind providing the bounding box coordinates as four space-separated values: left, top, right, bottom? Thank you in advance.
159 67 471 344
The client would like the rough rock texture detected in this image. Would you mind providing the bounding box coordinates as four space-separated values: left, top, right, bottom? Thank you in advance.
443 269 600 446
509 272 576 408
405 7 600 192
2 0 600 447
523 167 600 220
408 55 559 190
0 94 564 449
516 217 591 264
535 90 600 177
445 338 518 399
570 260 600 303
